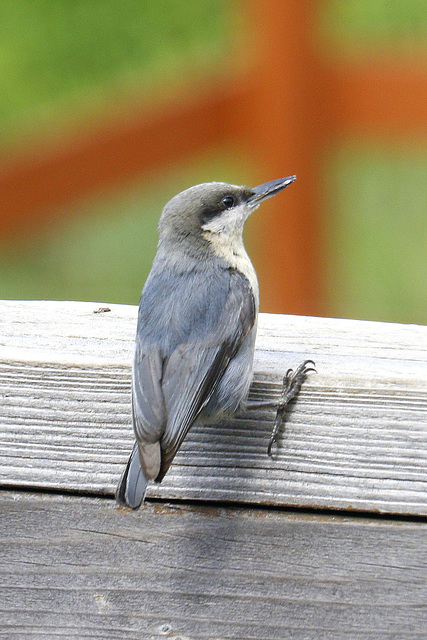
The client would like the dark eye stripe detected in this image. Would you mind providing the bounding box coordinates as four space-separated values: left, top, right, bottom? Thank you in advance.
200 203 221 224
200 192 239 225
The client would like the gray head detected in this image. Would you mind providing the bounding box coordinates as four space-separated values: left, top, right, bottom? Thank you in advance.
158 176 296 248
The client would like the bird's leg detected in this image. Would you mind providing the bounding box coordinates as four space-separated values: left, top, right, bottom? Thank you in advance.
245 360 316 456
267 360 316 456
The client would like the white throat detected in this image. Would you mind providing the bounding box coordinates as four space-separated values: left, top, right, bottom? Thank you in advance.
201 204 259 305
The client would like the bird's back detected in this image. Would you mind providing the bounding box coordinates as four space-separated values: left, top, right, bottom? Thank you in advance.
132 257 257 481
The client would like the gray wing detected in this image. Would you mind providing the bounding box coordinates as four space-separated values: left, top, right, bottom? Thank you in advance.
132 266 256 483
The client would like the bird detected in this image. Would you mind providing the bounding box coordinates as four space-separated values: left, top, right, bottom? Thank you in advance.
116 176 315 509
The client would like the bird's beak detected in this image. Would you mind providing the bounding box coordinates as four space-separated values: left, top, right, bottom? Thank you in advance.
248 175 296 205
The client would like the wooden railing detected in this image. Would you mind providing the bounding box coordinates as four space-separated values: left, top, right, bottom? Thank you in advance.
1 299 426 637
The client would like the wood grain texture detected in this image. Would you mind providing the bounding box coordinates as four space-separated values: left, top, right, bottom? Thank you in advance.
1 491 426 640
1 300 426 515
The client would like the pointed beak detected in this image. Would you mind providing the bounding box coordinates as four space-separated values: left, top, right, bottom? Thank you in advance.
248 175 296 205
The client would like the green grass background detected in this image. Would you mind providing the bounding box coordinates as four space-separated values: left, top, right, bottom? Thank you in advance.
0 0 426 323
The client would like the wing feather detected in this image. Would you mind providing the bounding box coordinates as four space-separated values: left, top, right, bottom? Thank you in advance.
132 348 166 443
156 339 235 481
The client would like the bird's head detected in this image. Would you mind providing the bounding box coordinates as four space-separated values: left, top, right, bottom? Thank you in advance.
157 176 296 257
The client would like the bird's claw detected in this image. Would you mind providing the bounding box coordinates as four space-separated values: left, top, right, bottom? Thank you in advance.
267 359 316 456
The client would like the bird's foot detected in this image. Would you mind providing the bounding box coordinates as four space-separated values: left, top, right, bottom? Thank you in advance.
267 360 316 456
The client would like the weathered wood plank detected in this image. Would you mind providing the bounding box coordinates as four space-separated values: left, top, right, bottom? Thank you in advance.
1 300 426 515
0 491 426 640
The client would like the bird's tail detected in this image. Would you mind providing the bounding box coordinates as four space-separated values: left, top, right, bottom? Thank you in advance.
115 442 149 509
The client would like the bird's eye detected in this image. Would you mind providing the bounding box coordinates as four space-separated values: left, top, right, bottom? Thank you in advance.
221 195 235 209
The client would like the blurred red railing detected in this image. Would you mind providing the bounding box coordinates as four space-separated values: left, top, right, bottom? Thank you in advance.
1 0 425 315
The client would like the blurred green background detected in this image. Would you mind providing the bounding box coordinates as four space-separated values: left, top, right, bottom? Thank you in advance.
0 0 426 323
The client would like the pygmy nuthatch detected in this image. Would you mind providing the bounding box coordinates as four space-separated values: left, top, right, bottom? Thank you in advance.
116 176 315 508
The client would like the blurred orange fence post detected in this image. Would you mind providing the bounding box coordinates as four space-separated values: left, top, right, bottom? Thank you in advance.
242 0 327 316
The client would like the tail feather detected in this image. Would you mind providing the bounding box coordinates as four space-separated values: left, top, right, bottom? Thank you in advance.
115 442 149 509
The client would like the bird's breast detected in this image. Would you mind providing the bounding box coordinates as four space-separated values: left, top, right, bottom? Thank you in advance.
206 233 259 307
